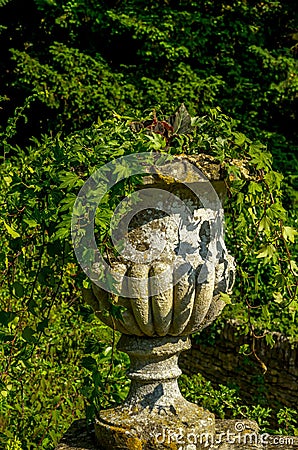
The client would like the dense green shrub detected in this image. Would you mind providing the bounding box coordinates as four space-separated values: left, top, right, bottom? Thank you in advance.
0 1 297 173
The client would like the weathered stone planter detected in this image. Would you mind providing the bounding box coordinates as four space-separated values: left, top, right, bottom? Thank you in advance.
84 155 236 449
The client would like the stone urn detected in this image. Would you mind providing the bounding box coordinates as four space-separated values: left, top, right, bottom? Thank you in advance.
83 154 236 450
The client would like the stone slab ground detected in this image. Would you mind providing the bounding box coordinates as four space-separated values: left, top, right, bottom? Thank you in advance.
55 419 298 450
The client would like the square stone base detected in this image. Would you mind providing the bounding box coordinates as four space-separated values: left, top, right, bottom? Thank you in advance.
55 419 298 450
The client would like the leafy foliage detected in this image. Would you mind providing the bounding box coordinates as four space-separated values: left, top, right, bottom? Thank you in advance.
0 0 297 448
1 1 297 164
10 43 139 129
179 373 298 435
0 0 11 7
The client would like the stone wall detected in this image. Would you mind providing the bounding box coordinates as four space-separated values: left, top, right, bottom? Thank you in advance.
179 321 298 409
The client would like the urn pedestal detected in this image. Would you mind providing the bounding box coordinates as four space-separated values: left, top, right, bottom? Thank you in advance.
95 335 215 449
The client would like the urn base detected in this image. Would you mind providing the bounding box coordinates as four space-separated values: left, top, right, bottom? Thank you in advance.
95 399 215 449
95 334 215 449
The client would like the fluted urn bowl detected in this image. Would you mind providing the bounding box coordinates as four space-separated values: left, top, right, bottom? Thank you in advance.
87 155 235 338
90 238 235 337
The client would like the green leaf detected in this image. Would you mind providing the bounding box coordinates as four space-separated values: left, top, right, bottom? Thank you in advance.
258 216 272 233
0 310 17 326
3 221 20 238
81 356 98 372
290 260 298 274
239 344 250 355
59 193 76 212
248 143 272 170
265 333 275 348
282 226 297 243
13 281 24 298
53 225 70 240
22 326 37 343
168 103 192 134
113 160 134 180
220 292 231 304
273 292 283 303
59 172 83 190
37 318 49 332
256 244 276 259
232 132 247 146
267 202 287 221
110 303 127 320
262 304 270 321
264 171 284 190
78 305 95 322
23 218 38 228
0 0 13 8
248 181 263 195
145 133 166 150
103 346 112 356
4 175 12 184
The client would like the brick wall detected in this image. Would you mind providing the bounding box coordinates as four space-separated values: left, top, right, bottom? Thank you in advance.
179 322 298 408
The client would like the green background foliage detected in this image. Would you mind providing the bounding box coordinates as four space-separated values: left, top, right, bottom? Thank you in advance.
0 0 297 448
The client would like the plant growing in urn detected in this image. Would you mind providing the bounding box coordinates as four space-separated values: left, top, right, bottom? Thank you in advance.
72 106 237 449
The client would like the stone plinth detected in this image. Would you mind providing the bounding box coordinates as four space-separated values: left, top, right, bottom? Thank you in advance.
95 334 215 449
55 419 298 450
